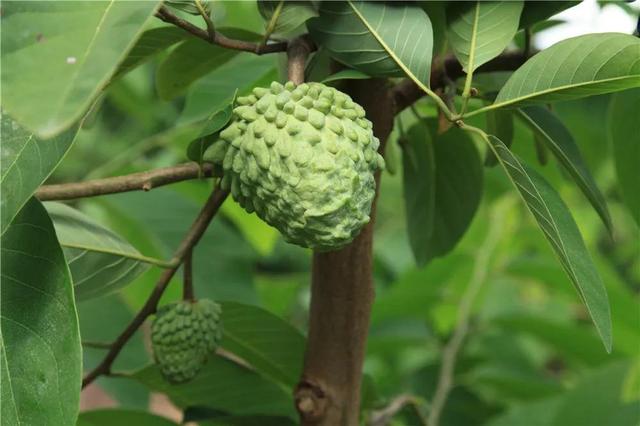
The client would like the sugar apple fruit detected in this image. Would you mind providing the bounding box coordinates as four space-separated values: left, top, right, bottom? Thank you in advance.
203 81 385 251
151 299 222 383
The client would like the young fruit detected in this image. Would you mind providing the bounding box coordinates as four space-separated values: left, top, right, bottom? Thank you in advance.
150 299 222 383
204 81 385 251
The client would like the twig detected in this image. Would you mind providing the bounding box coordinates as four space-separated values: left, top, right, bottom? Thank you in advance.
81 187 229 388
154 5 288 54
182 249 195 301
36 163 220 201
287 37 312 84
369 394 427 426
194 0 215 42
427 201 510 426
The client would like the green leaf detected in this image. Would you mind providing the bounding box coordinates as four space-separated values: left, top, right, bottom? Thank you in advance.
77 409 178 426
44 202 154 300
113 27 187 80
485 109 514 166
1 114 79 235
609 88 640 225
166 0 210 16
133 356 295 418
156 28 262 100
446 1 524 73
220 302 305 388
258 1 318 36
402 124 436 266
1 1 159 138
187 102 235 164
307 1 433 86
518 1 579 29
517 106 612 233
403 126 483 266
1 198 81 426
490 33 640 111
321 69 371 84
483 133 612 351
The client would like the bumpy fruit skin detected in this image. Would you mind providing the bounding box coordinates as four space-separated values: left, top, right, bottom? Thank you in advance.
204 81 385 251
151 299 222 383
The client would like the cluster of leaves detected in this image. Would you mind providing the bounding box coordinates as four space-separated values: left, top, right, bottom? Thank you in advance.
1 1 639 426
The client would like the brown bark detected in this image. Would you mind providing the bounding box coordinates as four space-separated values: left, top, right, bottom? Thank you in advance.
295 79 394 425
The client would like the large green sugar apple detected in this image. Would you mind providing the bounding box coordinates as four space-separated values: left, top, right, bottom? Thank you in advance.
203 81 385 251
151 299 222 383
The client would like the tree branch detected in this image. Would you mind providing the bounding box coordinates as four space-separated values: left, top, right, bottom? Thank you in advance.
36 162 220 201
81 187 229 389
154 5 288 54
392 51 530 115
287 37 312 84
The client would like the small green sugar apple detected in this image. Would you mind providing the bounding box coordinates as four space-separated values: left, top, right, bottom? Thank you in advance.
204 81 385 251
151 299 222 383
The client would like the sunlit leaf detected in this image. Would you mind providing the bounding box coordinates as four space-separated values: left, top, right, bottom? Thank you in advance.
258 1 317 36
45 202 153 300
1 1 159 138
1 114 79 235
1 198 81 426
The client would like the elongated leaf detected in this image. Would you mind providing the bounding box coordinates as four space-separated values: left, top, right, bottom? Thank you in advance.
484 134 611 351
307 1 433 86
44 202 152 300
259 1 317 36
492 33 640 109
402 124 436 266
517 106 612 233
1 198 81 426
1 1 159 138
446 1 524 73
133 357 295 418
156 28 261 100
609 88 640 225
78 410 178 426
220 302 305 388
1 114 79 235
113 27 187 80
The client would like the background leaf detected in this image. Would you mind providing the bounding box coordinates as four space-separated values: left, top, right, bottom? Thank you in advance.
45 202 152 301
307 1 433 86
113 27 187 80
218 301 305 388
518 1 579 29
402 124 436 266
1 1 159 138
133 356 296 418
156 29 261 100
485 109 514 166
517 106 612 233
446 1 524 73
609 88 640 225
484 134 611 351
187 103 234 164
1 114 79 235
1 198 81 426
77 410 178 426
492 33 640 109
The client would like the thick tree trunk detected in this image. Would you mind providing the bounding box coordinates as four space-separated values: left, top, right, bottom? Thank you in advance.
295 79 394 425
